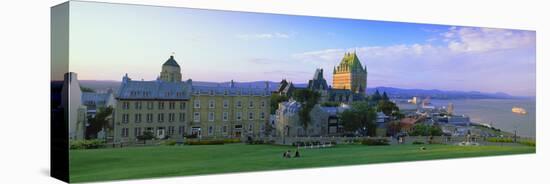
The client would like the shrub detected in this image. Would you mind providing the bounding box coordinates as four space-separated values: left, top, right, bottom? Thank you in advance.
361 138 390 146
487 137 514 143
412 141 425 145
161 140 177 146
519 140 536 147
293 141 305 147
185 140 225 145
70 139 105 150
247 140 265 145
223 138 241 144
184 134 198 139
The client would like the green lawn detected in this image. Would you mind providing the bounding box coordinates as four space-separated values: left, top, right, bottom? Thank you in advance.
69 143 535 183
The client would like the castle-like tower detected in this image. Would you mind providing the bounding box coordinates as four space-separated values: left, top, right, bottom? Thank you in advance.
160 55 182 82
332 51 367 93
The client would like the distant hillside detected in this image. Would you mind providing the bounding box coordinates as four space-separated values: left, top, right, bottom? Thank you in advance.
367 86 519 100
80 80 521 99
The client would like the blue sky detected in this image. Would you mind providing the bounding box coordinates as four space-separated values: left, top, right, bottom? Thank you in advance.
69 1 536 96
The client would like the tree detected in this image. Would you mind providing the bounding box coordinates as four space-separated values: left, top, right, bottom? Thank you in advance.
137 131 155 144
410 124 443 136
382 91 389 101
80 86 95 93
386 121 402 136
370 89 382 104
340 109 361 132
339 101 377 136
377 100 400 116
321 101 340 107
270 94 289 114
85 106 113 139
292 89 320 136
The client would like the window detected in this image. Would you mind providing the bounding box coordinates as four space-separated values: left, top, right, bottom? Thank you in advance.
209 90 214 96
135 114 142 123
122 114 129 123
260 112 265 120
134 127 142 137
208 126 214 135
168 113 175 122
180 102 186 110
121 128 129 137
169 102 175 109
249 101 254 108
158 102 165 109
146 113 153 123
209 100 215 108
236 100 242 108
248 112 254 120
122 102 129 109
168 126 175 135
261 100 265 108
179 113 185 122
147 102 154 109
222 125 227 134
193 112 200 122
224 90 228 96
135 101 142 110
194 100 200 108
178 126 185 135
208 112 215 122
248 124 253 132
158 113 164 122
222 112 228 121
236 112 242 121
223 100 229 108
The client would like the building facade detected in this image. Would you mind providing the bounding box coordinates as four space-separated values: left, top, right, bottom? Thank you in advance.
114 56 271 143
332 51 367 94
61 72 87 140
275 100 349 137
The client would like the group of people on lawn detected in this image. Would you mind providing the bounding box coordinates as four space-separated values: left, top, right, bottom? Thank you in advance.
283 149 300 158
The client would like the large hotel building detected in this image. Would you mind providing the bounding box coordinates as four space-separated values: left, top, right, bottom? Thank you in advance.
114 56 271 142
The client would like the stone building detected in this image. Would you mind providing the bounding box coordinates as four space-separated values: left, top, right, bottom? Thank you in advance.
332 51 367 94
275 100 349 137
113 56 271 143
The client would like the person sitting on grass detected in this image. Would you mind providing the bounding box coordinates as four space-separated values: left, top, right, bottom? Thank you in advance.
283 150 291 158
294 149 301 158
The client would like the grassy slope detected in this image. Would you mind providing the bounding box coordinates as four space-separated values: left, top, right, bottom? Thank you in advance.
69 144 534 183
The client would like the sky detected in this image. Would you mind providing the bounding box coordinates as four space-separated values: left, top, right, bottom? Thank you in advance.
68 1 536 96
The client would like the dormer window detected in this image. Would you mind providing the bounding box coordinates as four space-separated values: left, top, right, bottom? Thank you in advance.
209 90 214 96
224 90 228 96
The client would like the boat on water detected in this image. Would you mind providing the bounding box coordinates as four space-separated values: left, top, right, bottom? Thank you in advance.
512 106 528 115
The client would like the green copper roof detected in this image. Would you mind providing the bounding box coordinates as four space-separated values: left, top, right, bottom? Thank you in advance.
163 55 180 67
336 51 365 71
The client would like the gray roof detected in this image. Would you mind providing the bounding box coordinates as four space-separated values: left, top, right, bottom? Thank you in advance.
308 68 328 90
82 92 112 105
117 76 191 100
163 56 180 67
192 84 270 96
281 100 301 114
117 75 270 100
